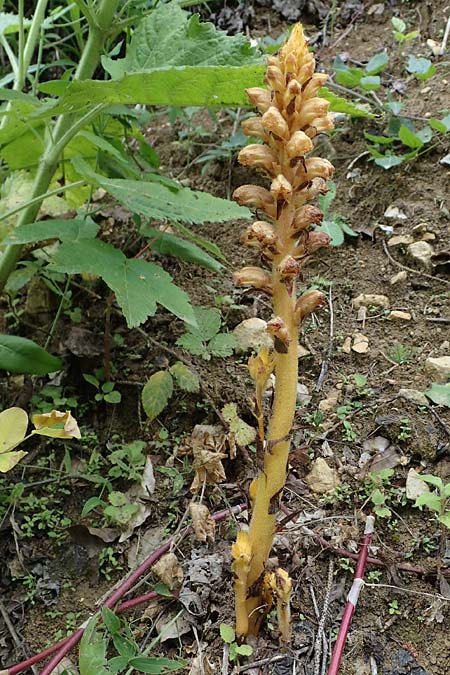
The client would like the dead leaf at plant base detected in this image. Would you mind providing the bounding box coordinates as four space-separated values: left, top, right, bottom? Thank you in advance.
189 502 215 543
152 551 183 589
183 425 229 493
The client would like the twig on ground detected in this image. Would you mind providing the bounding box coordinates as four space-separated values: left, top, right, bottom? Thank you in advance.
316 286 334 391
364 582 450 603
439 13 450 54
382 239 450 287
0 601 39 675
313 561 334 675
237 651 308 673
327 515 375 675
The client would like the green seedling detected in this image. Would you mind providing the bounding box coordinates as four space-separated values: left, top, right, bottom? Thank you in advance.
414 474 450 529
141 359 200 422
333 51 389 92
83 373 121 404
388 599 401 615
220 624 253 662
391 17 419 43
387 343 411 365
176 305 236 360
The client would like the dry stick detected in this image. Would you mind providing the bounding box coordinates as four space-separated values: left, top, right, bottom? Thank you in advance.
439 13 450 55
316 286 334 391
382 239 450 287
313 560 334 675
327 515 375 675
4 505 244 675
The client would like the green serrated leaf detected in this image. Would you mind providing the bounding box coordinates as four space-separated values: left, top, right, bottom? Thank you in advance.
142 371 174 422
169 362 200 393
319 87 374 118
50 239 195 328
4 218 99 245
176 334 207 358
220 623 236 644
190 306 222 341
0 335 62 375
140 227 223 272
417 474 444 489
79 616 110 675
425 383 450 407
208 333 236 358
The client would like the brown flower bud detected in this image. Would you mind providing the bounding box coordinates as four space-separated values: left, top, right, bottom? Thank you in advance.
267 55 281 68
306 230 332 253
233 185 276 217
285 130 313 159
302 73 328 99
291 205 323 233
242 220 278 251
304 157 334 180
283 79 302 113
234 266 273 294
294 289 326 323
266 317 291 352
296 97 329 128
284 53 298 75
241 117 266 139
261 106 289 140
248 345 275 391
304 115 334 138
245 87 272 113
277 255 300 280
271 174 292 202
297 60 315 85
265 65 284 91
238 144 278 174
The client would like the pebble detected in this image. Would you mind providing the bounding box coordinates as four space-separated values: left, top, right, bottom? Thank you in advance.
407 241 434 271
387 234 414 247
406 468 430 501
388 310 411 321
398 388 428 406
318 388 342 412
353 294 390 310
233 318 273 353
305 458 340 494
296 384 311 406
384 205 407 220
352 333 370 354
390 270 407 285
341 336 352 354
425 355 450 382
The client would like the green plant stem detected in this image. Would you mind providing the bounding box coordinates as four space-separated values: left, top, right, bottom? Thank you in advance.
0 0 120 293
17 0 25 90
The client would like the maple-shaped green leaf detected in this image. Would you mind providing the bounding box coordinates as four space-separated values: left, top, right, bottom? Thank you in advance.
208 333 236 358
176 334 209 359
142 371 174 422
189 306 222 341
169 362 200 393
222 402 256 446
50 239 195 328
425 383 450 407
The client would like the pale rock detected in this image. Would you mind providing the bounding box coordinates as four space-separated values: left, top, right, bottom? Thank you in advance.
420 86 431 95
384 205 407 220
341 336 352 354
353 294 390 310
427 38 441 57
440 153 450 166
297 383 311 406
318 388 341 412
389 310 411 321
352 333 369 354
306 458 340 494
387 234 414 248
425 356 450 382
421 232 436 242
233 318 273 353
358 452 371 468
390 270 407 285
407 241 434 271
398 388 428 406
298 344 310 357
406 468 430 501
440 340 450 352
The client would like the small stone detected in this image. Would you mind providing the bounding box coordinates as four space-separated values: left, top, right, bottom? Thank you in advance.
388 310 411 321
398 388 428 406
305 458 340 494
352 333 369 354
298 344 310 358
425 356 450 382
440 153 450 166
318 388 342 413
440 340 450 352
406 469 430 501
390 271 407 285
296 384 311 406
341 336 352 354
387 234 414 248
427 38 441 57
384 205 407 220
420 86 431 95
407 241 434 271
352 294 390 310
421 232 436 241
233 318 273 353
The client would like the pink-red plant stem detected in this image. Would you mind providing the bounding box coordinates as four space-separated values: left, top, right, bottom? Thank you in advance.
6 504 244 675
327 515 375 675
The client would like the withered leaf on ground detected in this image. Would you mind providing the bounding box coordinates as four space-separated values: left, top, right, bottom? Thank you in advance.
189 502 215 543
152 551 183 589
184 425 228 493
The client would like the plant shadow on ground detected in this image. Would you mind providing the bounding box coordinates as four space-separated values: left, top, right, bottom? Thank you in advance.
1 1 450 674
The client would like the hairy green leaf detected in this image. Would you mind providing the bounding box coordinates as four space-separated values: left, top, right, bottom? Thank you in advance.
50 239 195 327
142 371 174 422
406 55 436 80
189 306 222 340
176 334 208 358
169 362 200 393
4 218 99 244
0 334 62 374
141 227 223 272
79 616 111 675
208 333 236 358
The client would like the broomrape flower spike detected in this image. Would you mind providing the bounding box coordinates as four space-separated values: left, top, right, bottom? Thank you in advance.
231 23 334 638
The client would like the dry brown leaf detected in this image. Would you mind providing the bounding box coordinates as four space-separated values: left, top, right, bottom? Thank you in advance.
152 551 183 589
189 502 215 543
185 425 228 493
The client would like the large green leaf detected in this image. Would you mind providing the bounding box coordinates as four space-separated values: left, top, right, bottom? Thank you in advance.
319 87 374 118
103 1 262 76
425 383 450 407
50 239 195 327
4 218 99 244
140 227 223 272
0 335 62 374
142 371 174 422
78 167 251 225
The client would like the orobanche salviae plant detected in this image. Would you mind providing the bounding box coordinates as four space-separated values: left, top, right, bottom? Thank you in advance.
231 24 334 640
